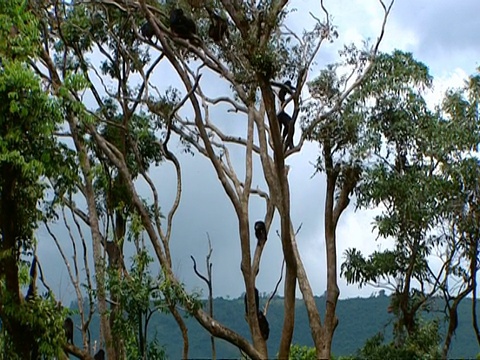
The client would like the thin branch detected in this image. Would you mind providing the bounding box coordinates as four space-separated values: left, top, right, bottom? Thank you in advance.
264 260 285 315
302 0 395 138
35 254 52 295
190 256 210 285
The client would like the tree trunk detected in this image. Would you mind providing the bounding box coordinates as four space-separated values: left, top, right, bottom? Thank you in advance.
442 287 472 359
107 208 127 358
442 305 458 359
39 48 117 359
170 305 189 359
278 268 296 359
471 237 480 345
0 165 32 358
320 170 339 359
75 131 116 360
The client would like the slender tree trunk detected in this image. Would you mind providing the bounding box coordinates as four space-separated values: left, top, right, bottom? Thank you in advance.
294 243 324 351
401 239 420 338
39 48 117 359
442 297 466 359
473 279 480 344
0 166 21 301
108 207 127 358
258 78 298 359
442 256 474 358
0 165 33 358
318 143 359 358
321 233 339 358
75 133 116 360
442 309 457 359
471 238 480 345
320 167 339 359
138 310 145 358
207 252 216 360
170 305 189 359
278 268 296 359
241 216 268 358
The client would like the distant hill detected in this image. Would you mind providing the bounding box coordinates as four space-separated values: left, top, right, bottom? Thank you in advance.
71 293 480 358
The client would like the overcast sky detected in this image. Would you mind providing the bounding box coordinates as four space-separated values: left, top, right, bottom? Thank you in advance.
37 0 480 304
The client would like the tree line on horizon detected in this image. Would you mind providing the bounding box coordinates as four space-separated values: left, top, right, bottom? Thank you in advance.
66 293 480 359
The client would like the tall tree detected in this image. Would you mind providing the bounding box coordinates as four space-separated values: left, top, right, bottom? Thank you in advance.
341 55 480 358
19 0 394 359
436 68 480 356
0 1 72 358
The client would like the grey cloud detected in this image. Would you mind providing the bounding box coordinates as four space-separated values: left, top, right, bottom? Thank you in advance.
390 0 480 74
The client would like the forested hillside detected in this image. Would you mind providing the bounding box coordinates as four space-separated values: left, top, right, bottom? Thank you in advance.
71 294 480 358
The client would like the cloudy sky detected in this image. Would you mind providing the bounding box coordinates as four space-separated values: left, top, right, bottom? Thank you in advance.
37 0 480 304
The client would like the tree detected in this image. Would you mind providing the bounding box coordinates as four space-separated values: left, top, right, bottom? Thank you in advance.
436 68 480 356
341 49 441 338
355 321 441 360
341 55 480 358
2 0 396 359
0 1 72 358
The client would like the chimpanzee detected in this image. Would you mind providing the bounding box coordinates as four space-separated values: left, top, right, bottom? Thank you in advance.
244 289 270 341
244 287 260 315
257 311 270 340
94 349 105 360
169 8 197 41
278 80 295 105
106 240 121 270
208 12 229 43
140 21 155 41
63 317 74 345
25 256 37 301
277 111 294 150
254 221 267 246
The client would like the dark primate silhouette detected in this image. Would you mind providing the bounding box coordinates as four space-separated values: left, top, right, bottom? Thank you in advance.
278 80 294 105
277 111 294 150
63 317 74 344
257 311 270 340
254 221 267 245
169 9 197 41
94 349 105 360
25 256 37 301
244 288 269 340
140 21 155 40
208 12 229 43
